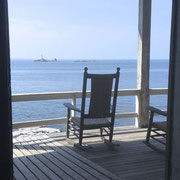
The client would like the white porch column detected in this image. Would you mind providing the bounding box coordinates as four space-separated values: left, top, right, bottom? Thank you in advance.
136 0 152 128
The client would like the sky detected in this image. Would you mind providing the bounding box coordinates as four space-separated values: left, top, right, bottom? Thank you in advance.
8 0 172 60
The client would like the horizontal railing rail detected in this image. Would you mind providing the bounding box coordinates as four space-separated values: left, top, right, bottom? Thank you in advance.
12 89 140 102
149 88 168 95
12 88 168 129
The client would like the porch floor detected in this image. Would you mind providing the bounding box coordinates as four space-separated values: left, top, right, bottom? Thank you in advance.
13 126 165 180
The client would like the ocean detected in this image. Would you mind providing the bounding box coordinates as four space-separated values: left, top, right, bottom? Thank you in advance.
11 59 169 130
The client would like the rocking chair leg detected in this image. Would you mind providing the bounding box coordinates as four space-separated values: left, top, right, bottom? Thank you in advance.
146 125 151 143
100 128 103 136
66 129 69 138
66 121 70 138
66 109 70 138
146 111 154 143
79 130 83 146
109 127 113 143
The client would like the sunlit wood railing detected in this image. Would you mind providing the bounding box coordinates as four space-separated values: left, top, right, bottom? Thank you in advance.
12 88 168 129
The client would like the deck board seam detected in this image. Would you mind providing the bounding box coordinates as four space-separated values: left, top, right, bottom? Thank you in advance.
20 136 71 180
13 144 50 180
40 135 104 180
28 135 89 180
13 126 165 180
13 150 38 180
15 137 62 180
13 162 28 180
46 135 119 180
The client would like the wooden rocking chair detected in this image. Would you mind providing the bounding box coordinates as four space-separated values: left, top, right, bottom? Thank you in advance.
145 106 167 151
64 67 120 146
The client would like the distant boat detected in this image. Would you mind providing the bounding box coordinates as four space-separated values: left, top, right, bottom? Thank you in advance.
34 55 58 62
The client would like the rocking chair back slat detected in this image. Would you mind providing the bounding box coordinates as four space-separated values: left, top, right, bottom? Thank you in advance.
88 75 113 118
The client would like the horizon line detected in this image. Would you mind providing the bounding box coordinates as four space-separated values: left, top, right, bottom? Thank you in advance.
11 58 169 61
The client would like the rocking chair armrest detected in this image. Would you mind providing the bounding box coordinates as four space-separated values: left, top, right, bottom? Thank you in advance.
147 106 167 116
63 103 81 112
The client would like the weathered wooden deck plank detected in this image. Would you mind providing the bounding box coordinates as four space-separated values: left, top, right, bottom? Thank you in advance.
13 126 165 180
13 152 37 180
13 164 26 180
13 145 49 180
50 126 165 180
35 138 98 180
27 135 89 180
15 137 62 180
17 136 71 180
14 135 119 179
40 135 118 180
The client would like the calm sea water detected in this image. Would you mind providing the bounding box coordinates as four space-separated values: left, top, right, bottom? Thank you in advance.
11 59 169 130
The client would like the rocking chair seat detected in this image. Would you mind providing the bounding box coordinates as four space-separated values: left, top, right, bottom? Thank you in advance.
71 117 111 129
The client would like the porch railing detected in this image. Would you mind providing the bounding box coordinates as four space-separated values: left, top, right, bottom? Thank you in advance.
12 88 168 129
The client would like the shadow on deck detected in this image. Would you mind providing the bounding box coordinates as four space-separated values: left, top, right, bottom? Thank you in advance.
13 126 165 180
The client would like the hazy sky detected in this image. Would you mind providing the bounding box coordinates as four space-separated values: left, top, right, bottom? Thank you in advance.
8 0 172 60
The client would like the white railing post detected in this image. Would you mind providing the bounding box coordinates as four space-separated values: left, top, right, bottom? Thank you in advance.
136 0 152 128
71 94 76 117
